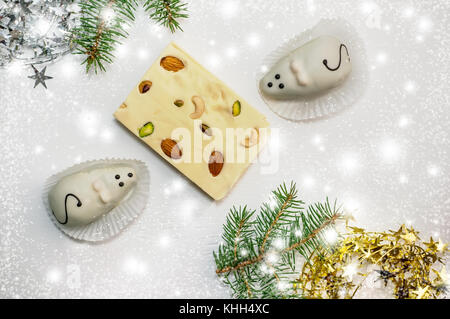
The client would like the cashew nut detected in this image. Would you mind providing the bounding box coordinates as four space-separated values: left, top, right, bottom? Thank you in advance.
241 128 259 148
190 96 205 119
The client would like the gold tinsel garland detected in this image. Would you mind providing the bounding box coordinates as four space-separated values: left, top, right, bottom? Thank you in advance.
294 224 448 299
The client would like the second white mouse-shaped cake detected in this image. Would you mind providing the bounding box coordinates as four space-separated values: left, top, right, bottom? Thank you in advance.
260 35 352 99
48 165 137 227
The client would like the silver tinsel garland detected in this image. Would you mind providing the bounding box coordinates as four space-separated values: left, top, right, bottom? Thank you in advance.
0 0 80 66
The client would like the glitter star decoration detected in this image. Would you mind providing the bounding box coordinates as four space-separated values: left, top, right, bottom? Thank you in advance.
28 65 53 89
412 286 429 299
0 1 79 66
400 227 418 243
295 224 448 299
437 239 448 253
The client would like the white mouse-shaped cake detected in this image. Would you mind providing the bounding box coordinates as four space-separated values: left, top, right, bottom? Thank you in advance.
48 165 137 227
260 35 351 99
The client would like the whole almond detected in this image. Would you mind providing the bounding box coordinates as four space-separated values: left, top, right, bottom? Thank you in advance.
160 56 185 72
208 151 224 177
161 138 182 159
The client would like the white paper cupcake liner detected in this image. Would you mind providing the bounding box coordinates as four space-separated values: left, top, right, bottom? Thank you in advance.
257 18 368 121
42 158 150 242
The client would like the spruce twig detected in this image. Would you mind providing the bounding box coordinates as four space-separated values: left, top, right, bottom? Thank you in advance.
72 0 188 73
143 0 188 32
73 0 137 73
213 182 342 298
216 213 339 274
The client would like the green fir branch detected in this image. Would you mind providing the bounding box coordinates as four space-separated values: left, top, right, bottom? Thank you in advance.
143 0 188 33
72 0 188 73
255 182 303 254
214 182 342 299
72 0 137 73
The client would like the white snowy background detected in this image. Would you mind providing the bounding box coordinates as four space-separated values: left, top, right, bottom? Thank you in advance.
1 0 449 298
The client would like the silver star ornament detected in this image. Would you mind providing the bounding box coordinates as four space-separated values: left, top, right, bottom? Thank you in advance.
28 65 53 89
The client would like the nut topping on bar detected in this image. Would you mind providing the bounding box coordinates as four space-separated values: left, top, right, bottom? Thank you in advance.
208 151 224 177
200 123 212 136
190 96 205 119
241 128 259 148
139 122 154 138
160 56 185 72
232 100 241 117
174 99 184 107
161 138 183 159
139 80 152 93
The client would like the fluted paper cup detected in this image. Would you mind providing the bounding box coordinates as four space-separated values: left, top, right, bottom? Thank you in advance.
42 158 150 242
257 18 368 121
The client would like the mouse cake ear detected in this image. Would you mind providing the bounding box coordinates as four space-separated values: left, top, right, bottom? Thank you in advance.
290 60 310 87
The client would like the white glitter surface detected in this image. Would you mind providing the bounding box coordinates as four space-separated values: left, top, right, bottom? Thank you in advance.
0 0 449 298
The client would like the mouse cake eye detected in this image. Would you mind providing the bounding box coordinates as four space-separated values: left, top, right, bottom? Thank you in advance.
115 175 120 179
279 83 284 89
267 82 273 87
128 173 133 178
